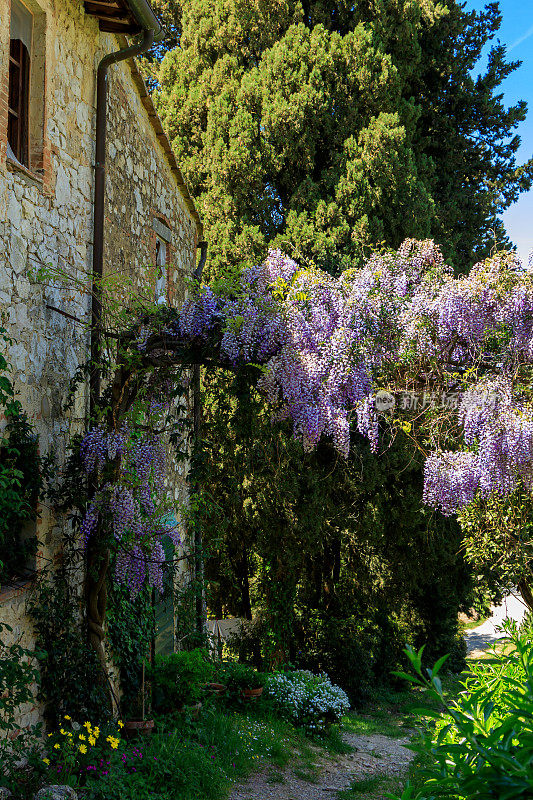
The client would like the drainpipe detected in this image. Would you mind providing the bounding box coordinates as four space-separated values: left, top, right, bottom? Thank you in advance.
192 240 207 636
90 24 161 420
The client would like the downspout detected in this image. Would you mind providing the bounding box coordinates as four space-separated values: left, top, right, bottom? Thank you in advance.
86 20 163 714
193 240 207 636
90 25 160 419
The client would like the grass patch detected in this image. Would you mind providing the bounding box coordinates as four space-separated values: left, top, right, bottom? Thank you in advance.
342 678 462 741
79 705 314 800
461 613 491 631
343 710 408 739
337 775 383 795
320 724 353 754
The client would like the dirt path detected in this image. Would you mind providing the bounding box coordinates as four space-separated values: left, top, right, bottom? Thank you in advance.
229 597 527 800
465 593 527 658
228 728 414 800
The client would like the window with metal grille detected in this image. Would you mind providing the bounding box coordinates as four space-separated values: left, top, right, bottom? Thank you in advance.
8 0 33 167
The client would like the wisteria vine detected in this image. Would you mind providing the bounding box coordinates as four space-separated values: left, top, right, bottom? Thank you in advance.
80 240 533 596
81 422 180 595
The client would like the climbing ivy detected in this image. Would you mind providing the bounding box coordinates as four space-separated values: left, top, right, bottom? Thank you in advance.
0 326 48 585
107 583 154 717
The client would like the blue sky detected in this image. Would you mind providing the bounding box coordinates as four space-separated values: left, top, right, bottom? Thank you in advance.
466 0 533 265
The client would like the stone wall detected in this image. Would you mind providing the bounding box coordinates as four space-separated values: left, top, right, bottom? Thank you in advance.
0 0 200 729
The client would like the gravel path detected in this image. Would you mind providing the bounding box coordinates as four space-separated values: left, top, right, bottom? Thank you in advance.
229 595 528 800
228 731 414 800
465 593 527 657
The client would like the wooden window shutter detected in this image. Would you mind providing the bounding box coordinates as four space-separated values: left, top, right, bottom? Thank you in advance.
8 39 31 166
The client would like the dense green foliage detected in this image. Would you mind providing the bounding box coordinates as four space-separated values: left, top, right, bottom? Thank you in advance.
458 489 533 609
0 328 45 584
154 0 532 274
216 661 267 692
0 623 43 793
195 372 471 702
395 622 533 799
107 584 154 717
28 563 109 728
152 648 214 711
78 709 316 800
147 0 527 702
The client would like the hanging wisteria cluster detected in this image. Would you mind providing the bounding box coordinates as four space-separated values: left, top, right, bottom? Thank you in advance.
81 239 533 594
175 242 533 515
80 423 180 594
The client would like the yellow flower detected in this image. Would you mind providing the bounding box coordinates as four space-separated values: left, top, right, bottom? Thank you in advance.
47 733 53 738
64 715 71 720
117 720 124 729
60 728 67 735
79 744 87 754
67 732 73 738
78 734 86 741
93 727 100 736
53 744 60 750
88 736 96 746
106 735 120 749
42 758 50 765
83 722 91 730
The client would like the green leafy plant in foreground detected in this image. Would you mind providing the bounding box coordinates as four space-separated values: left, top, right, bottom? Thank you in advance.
391 620 533 799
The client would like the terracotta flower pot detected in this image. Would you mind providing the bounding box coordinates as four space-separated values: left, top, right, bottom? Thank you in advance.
241 687 263 700
123 718 155 738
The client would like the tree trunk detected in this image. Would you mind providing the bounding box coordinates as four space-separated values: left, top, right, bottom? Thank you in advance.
518 578 533 612
85 541 116 714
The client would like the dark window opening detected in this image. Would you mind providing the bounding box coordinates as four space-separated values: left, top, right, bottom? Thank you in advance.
8 0 35 168
8 38 31 166
155 237 168 304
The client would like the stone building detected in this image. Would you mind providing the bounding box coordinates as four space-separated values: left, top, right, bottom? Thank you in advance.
0 0 202 729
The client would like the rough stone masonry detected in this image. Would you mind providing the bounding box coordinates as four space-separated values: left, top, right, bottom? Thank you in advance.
0 0 201 729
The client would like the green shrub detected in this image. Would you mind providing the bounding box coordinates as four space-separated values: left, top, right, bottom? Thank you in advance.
216 661 266 695
151 649 213 712
0 622 43 793
28 569 109 727
393 621 533 799
294 612 387 704
107 583 153 718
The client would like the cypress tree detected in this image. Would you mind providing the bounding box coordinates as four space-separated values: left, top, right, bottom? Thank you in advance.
154 0 532 274
150 1 529 682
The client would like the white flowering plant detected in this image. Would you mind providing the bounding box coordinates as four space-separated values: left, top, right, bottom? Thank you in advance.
265 670 349 734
